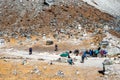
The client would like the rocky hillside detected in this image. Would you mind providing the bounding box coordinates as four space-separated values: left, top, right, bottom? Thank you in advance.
0 0 119 45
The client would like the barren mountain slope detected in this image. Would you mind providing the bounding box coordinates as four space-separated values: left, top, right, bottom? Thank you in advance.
0 0 119 47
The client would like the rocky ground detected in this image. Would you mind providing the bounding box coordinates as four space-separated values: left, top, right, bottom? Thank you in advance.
0 59 100 80
0 48 120 80
0 0 120 80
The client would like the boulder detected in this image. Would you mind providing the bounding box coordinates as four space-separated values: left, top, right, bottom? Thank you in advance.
46 40 54 45
44 0 54 6
99 41 109 48
118 55 120 58
103 59 113 65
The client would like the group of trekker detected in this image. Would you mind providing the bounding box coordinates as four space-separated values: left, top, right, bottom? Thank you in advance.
81 47 107 63
28 44 107 65
60 47 108 65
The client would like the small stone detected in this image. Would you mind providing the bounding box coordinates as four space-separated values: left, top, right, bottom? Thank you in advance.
43 66 47 70
22 59 27 65
75 70 80 75
0 39 5 45
13 69 17 76
3 59 7 62
31 66 41 75
104 71 110 75
56 70 64 77
48 61 53 65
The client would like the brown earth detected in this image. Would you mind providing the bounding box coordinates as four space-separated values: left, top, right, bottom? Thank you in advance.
0 59 101 80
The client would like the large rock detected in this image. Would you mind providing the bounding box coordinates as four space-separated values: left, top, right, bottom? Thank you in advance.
99 41 109 48
46 40 54 45
103 59 113 65
44 0 54 6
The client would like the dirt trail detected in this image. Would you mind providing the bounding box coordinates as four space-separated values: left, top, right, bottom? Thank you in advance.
0 48 106 68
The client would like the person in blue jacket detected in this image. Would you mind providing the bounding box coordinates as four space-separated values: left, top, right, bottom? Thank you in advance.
29 47 32 55
81 50 88 63
89 49 94 56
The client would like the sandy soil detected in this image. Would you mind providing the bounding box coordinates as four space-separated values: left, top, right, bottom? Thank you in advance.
0 59 102 80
